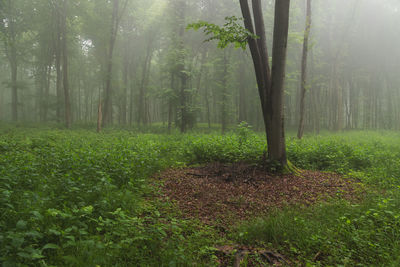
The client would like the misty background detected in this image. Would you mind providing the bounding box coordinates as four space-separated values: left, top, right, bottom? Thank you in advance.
0 0 399 132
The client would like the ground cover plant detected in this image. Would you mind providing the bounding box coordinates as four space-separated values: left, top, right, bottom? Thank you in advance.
1 126 400 266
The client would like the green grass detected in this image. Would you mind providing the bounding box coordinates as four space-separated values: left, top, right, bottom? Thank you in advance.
1 126 400 266
234 194 400 266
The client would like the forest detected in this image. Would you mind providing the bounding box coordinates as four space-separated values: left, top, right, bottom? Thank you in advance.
1 0 400 266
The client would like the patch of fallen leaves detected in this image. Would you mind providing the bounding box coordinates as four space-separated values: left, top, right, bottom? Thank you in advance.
157 162 363 226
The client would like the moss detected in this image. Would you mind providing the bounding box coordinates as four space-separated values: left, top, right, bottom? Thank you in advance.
282 160 302 176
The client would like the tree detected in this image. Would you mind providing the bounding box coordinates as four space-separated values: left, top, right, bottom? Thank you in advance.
189 0 292 170
0 0 23 121
240 0 291 169
102 0 128 127
297 0 312 139
61 0 72 128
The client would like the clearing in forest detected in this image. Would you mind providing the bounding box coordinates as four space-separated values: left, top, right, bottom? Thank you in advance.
159 162 363 225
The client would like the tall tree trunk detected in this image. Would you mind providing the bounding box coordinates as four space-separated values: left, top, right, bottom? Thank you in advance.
55 51 62 122
54 6 63 123
179 69 188 133
239 0 290 168
238 53 247 123
121 46 129 125
10 49 18 121
61 0 71 128
138 43 153 126
177 0 188 133
221 50 228 134
6 2 18 121
168 73 174 132
129 63 136 126
297 0 312 139
267 0 290 166
44 64 51 121
97 99 102 133
102 0 126 127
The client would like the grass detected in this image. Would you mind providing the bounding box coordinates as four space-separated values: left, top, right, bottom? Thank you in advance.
1 125 400 266
234 194 400 266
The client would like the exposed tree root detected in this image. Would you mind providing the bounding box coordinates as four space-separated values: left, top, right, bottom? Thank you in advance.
282 160 302 176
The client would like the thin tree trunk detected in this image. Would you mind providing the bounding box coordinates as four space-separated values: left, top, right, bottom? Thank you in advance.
180 70 188 133
138 44 153 126
102 0 119 126
177 0 188 133
238 53 247 123
10 51 18 121
61 0 71 128
297 0 312 139
44 64 51 121
121 49 129 125
54 6 63 123
97 99 102 133
168 73 174 132
221 50 228 134
102 0 128 126
5 2 18 121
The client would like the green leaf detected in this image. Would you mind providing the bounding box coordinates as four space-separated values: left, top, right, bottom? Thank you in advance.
187 16 257 50
42 243 60 250
16 220 27 230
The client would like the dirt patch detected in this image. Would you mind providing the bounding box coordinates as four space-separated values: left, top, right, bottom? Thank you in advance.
158 162 363 225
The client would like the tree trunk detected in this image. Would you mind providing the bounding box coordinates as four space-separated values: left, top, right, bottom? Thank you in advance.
55 15 63 123
138 43 153 126
6 4 18 122
97 99 102 133
267 0 290 166
177 0 188 133
10 49 18 121
102 0 122 127
179 69 188 133
297 0 312 139
168 73 174 132
61 0 71 128
239 0 290 169
238 53 247 123
221 50 229 134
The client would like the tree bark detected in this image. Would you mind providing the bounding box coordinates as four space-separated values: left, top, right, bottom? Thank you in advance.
54 11 63 123
268 0 290 166
138 42 153 126
239 0 291 168
102 0 119 127
10 47 18 121
238 53 247 123
3 0 19 121
297 0 312 139
61 0 71 128
177 0 188 133
121 45 129 125
221 50 228 134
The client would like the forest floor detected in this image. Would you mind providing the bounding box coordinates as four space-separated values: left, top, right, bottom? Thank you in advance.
4 128 400 266
158 162 365 266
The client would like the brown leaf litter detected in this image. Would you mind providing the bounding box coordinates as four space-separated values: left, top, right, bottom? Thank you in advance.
155 162 364 266
157 162 363 226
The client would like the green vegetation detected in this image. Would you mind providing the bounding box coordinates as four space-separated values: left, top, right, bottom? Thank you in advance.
235 196 400 266
1 127 400 266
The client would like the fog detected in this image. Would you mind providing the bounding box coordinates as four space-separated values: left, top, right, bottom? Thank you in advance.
0 0 399 132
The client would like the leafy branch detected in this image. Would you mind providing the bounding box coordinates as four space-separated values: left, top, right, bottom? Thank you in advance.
187 16 258 50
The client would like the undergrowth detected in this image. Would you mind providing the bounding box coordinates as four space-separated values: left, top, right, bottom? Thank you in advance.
1 126 400 266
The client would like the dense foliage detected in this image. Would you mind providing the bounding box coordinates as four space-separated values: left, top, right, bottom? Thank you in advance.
1 126 400 265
